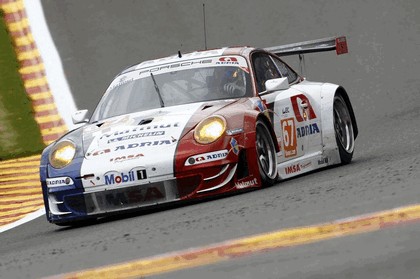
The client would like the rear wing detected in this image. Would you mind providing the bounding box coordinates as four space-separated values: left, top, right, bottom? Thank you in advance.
264 36 348 56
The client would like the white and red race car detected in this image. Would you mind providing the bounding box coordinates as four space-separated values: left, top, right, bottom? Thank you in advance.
40 36 357 225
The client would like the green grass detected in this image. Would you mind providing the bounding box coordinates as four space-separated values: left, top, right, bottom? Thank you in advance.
0 10 45 160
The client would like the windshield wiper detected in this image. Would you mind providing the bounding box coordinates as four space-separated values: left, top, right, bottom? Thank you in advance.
150 73 165 108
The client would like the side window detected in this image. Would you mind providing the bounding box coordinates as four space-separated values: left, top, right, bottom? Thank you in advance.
252 54 281 92
272 57 298 84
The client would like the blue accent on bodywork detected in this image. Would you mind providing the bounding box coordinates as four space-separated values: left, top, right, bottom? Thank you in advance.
47 157 83 185
40 127 86 222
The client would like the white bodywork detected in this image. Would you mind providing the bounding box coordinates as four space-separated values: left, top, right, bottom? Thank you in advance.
80 103 203 190
261 80 341 180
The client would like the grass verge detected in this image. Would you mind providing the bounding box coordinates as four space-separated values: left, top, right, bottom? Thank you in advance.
0 10 45 160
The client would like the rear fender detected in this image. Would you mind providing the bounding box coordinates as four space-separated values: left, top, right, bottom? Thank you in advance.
320 84 357 164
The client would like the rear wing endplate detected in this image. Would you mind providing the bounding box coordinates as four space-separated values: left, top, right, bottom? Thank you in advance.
264 36 348 56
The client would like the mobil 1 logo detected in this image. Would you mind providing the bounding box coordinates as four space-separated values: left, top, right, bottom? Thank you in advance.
105 169 148 185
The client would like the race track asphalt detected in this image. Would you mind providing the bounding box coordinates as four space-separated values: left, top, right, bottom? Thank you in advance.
0 0 419 278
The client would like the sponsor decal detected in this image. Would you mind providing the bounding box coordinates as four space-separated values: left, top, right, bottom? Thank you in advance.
100 123 179 140
138 59 212 76
281 118 297 158
216 57 239 65
114 140 173 151
104 187 164 206
290 94 317 122
104 170 147 185
235 178 258 189
296 123 320 138
108 76 134 91
285 162 311 174
255 100 265 112
185 150 228 166
108 131 165 143
285 164 301 175
230 138 240 155
88 149 111 157
318 157 329 165
139 50 222 67
46 177 73 187
110 153 144 163
226 128 243 136
300 162 312 169
282 106 290 114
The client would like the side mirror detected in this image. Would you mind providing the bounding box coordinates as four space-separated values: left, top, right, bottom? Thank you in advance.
72 110 89 124
260 77 289 95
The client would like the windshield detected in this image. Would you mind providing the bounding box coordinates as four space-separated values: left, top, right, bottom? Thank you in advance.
91 56 252 122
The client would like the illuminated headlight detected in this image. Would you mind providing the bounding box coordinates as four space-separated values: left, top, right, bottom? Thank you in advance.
49 140 76 169
194 116 226 144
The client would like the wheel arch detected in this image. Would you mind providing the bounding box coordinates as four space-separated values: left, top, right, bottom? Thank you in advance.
335 86 358 139
256 113 280 153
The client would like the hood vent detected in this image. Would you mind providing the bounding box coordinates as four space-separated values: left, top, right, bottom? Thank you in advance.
139 118 154 125
202 105 213 110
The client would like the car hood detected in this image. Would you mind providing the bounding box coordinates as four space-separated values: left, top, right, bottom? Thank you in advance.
73 100 239 187
81 99 238 156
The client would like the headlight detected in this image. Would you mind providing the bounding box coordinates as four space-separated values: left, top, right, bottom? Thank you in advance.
194 116 226 144
49 140 76 169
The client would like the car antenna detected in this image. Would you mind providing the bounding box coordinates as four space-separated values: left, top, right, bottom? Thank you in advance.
178 50 182 58
203 3 207 50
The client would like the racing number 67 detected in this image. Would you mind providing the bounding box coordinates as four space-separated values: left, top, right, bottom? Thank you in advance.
281 118 297 158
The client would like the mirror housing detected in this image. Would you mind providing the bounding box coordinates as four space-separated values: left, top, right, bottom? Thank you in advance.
260 77 289 94
72 110 89 124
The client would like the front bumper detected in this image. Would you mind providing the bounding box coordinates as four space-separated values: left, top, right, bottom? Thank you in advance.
45 179 182 223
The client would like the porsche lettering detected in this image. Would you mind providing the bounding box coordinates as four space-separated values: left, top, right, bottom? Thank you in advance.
138 59 212 76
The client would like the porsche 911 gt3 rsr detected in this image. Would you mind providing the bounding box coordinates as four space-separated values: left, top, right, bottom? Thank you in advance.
40 36 358 225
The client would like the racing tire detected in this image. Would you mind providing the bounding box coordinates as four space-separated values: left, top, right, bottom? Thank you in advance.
333 94 355 164
255 119 278 186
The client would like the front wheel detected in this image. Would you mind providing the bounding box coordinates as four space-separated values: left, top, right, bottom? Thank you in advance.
333 94 355 164
255 119 278 186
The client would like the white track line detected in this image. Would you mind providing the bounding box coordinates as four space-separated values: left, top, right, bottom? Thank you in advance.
0 208 45 233
0 1 77 233
24 0 78 130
